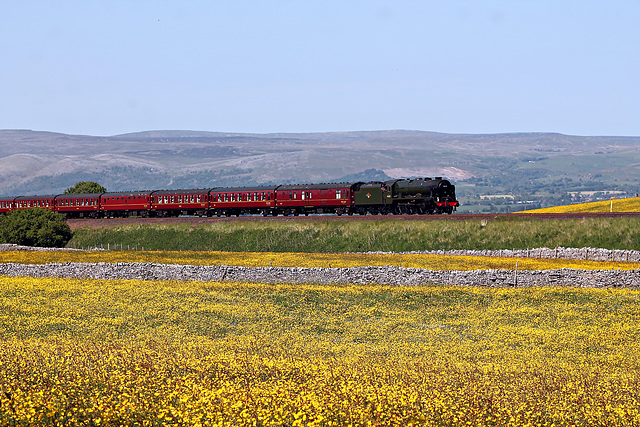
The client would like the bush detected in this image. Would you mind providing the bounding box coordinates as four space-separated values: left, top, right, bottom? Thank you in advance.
0 208 72 248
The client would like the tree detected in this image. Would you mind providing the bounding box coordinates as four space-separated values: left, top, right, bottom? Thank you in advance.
64 181 106 194
0 208 72 248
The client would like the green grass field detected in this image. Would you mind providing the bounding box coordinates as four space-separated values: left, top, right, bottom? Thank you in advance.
68 216 640 252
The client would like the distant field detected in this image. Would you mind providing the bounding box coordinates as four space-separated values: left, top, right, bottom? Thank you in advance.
517 197 640 214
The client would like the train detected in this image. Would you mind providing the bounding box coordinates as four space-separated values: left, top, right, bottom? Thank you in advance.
0 177 458 219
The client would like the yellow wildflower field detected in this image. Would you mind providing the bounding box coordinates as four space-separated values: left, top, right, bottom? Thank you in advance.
517 196 640 213
2 275 640 426
0 249 637 271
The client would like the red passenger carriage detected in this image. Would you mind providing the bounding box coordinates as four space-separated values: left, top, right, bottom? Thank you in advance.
101 191 153 217
14 195 57 212
0 197 15 214
209 186 276 217
275 183 355 216
55 193 102 218
150 189 210 217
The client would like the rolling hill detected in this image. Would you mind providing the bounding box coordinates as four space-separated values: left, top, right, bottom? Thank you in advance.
1 129 639 212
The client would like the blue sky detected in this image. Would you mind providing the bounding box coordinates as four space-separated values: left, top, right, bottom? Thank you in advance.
1 0 638 136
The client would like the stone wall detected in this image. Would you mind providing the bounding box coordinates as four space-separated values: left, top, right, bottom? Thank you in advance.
0 262 638 288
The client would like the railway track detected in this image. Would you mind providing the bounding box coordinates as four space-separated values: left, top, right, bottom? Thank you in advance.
66 212 640 230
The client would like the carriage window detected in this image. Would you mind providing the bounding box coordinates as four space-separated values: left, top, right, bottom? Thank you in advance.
178 195 183 203
336 190 341 199
197 195 201 203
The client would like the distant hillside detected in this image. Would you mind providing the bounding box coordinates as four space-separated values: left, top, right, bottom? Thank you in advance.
1 129 639 212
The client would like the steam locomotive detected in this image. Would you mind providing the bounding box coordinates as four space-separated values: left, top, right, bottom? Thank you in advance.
0 177 458 218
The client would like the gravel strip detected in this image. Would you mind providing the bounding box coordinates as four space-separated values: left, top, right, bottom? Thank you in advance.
0 262 639 288
0 244 85 252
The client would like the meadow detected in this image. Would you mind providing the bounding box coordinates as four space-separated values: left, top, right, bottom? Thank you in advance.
2 275 640 426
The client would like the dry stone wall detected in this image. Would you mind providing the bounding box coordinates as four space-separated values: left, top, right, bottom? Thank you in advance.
0 262 638 288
